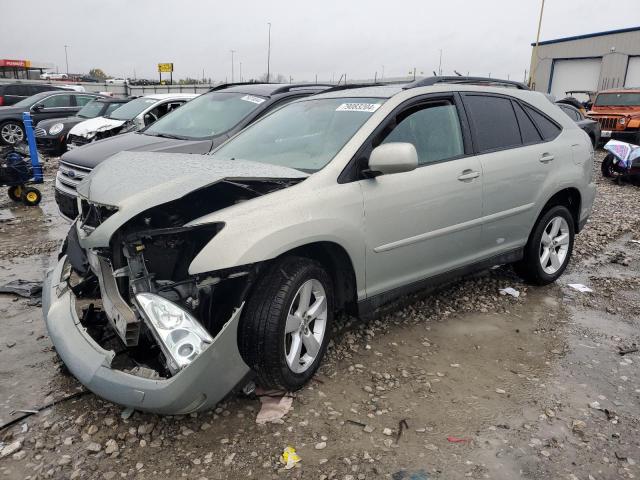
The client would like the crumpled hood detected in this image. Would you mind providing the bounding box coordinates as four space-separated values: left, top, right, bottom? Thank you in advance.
76 151 308 248
68 116 126 138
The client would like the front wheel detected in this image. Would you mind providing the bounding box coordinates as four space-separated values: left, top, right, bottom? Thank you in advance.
601 153 616 178
0 121 25 145
239 257 333 391
514 205 575 285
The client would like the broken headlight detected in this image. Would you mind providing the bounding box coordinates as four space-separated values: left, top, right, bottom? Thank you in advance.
136 293 213 374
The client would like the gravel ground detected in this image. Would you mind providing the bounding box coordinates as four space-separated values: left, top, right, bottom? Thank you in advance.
1 150 640 480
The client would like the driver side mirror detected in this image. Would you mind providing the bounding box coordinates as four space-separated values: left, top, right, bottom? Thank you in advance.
365 142 418 177
32 103 45 111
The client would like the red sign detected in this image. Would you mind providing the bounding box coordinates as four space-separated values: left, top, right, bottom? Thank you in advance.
0 59 30 68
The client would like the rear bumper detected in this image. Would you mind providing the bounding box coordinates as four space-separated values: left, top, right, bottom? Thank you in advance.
43 256 251 414
601 130 640 145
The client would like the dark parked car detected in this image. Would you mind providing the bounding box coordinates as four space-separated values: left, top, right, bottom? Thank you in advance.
0 82 69 106
556 102 601 147
0 91 105 145
35 97 130 155
56 82 334 219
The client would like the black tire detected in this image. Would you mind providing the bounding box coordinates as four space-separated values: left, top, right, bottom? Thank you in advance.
21 187 42 206
0 121 25 145
239 256 334 391
514 205 575 285
7 185 23 202
601 153 616 178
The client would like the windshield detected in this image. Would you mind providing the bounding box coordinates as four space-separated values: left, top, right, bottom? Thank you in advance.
77 100 105 118
211 97 385 172
145 92 266 140
594 93 640 107
12 95 41 108
108 97 157 120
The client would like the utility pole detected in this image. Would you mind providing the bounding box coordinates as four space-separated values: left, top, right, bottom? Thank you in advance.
438 49 442 76
266 22 272 83
239 62 242 82
381 65 384 81
64 45 70 76
413 67 417 81
230 49 236 82
529 0 545 89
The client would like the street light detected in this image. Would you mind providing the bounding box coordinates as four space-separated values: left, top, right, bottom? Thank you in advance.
529 0 546 89
64 45 70 76
267 22 272 83
231 49 236 82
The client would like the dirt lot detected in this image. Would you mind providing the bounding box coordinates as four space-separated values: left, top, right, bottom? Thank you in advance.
1 151 640 480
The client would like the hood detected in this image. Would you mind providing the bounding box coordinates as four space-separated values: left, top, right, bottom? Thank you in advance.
76 151 308 248
37 116 81 129
61 132 213 168
68 116 126 138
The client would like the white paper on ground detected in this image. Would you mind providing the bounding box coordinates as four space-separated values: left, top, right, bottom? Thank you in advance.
568 283 593 293
499 287 520 298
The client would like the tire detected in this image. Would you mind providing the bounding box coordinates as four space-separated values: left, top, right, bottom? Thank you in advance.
601 153 615 178
21 187 42 206
239 256 334 391
0 121 25 145
514 205 575 285
7 185 23 202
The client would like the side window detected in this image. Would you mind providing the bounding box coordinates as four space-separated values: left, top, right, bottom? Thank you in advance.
5 85 21 95
523 104 561 141
513 101 542 144
104 103 123 116
380 101 464 165
464 95 521 152
40 95 72 108
75 95 96 106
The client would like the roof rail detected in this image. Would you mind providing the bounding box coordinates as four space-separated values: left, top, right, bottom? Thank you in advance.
269 83 338 95
207 81 270 92
317 82 404 94
405 76 530 90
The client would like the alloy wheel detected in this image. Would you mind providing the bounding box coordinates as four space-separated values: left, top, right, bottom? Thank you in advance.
539 216 570 275
1 123 24 144
284 279 328 374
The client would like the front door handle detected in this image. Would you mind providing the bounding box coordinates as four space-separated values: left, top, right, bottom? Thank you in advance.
539 153 555 163
457 169 480 181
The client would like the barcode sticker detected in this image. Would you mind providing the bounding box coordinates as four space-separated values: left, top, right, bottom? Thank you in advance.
241 95 266 104
336 103 381 113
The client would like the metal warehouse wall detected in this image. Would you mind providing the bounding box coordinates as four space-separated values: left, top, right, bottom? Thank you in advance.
530 28 640 94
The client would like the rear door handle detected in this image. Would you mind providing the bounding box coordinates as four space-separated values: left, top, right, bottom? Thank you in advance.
457 169 480 181
539 153 555 163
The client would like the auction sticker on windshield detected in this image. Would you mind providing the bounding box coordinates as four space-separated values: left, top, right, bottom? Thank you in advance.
241 95 266 104
336 103 381 113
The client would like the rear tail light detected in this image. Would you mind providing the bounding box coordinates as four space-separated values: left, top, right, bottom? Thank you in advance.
0 96 4 106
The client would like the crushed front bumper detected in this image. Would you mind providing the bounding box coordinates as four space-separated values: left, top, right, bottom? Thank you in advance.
43 255 251 414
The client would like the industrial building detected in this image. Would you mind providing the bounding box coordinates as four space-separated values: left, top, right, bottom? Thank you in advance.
529 26 640 99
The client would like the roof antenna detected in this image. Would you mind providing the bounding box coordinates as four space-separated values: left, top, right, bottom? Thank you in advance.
433 70 438 76
454 70 462 76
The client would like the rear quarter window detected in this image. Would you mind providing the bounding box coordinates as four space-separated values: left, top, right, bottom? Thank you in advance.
523 104 561 141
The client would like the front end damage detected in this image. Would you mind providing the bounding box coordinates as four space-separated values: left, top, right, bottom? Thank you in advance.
43 170 304 414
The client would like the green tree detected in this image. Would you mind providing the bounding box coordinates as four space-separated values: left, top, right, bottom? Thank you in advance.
89 68 107 80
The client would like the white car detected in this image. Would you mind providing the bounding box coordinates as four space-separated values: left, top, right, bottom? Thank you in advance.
40 72 68 80
105 78 126 85
66 93 198 148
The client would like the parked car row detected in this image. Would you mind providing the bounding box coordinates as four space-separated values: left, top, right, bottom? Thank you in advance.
42 76 597 414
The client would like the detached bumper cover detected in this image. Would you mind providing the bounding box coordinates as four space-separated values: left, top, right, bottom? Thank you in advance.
42 256 251 414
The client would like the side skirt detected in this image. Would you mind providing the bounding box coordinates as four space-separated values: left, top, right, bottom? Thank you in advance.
357 248 523 318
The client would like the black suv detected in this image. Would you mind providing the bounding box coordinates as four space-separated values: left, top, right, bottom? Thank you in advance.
0 91 105 145
36 97 130 156
0 82 68 106
56 83 333 219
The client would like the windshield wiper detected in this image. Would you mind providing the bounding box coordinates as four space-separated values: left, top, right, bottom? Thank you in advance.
144 132 189 140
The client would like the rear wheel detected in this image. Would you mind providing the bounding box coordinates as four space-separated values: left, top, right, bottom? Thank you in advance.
21 187 42 206
239 256 333 390
514 205 575 285
601 153 616 178
7 185 23 202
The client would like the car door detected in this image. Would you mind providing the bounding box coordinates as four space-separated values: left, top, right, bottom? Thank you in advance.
461 93 562 257
359 95 483 298
32 94 76 123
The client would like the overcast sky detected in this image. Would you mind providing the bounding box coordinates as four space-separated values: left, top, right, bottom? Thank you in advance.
3 0 640 83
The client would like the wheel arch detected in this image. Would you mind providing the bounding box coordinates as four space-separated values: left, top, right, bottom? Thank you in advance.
280 241 358 316
538 187 581 232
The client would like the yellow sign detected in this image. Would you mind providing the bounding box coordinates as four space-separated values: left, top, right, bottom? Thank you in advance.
157 63 173 73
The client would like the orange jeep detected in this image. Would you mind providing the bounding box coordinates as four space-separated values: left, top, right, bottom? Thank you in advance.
588 89 640 145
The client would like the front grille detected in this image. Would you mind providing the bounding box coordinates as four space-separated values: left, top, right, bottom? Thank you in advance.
79 199 118 228
55 188 79 219
56 160 92 194
34 127 46 137
67 134 92 147
592 116 623 131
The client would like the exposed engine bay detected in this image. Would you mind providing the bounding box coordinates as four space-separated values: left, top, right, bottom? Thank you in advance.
64 178 301 380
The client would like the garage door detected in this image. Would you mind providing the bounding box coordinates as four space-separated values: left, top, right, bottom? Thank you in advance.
625 57 640 87
550 58 602 98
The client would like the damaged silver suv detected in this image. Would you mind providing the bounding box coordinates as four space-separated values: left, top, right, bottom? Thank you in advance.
43 77 596 414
